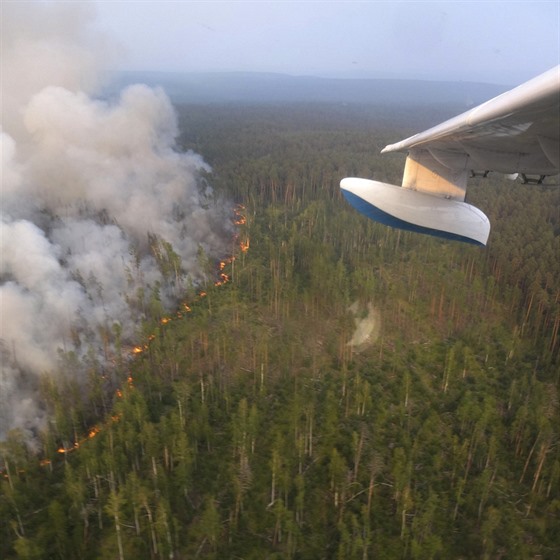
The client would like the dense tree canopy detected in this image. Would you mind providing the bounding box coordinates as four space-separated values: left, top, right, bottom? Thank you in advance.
1 102 559 559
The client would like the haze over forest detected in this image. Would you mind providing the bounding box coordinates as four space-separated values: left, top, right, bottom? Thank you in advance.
108 70 508 106
2 93 559 558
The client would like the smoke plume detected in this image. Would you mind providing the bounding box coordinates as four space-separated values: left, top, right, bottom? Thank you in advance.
1 3 231 439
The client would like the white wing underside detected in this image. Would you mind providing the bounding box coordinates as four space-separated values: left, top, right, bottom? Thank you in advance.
382 65 560 200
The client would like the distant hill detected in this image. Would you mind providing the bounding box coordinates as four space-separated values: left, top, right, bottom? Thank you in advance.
103 70 508 108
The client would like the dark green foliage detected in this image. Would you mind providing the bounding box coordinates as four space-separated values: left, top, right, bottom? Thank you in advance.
1 102 558 559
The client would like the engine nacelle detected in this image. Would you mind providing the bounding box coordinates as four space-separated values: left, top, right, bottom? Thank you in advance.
340 178 490 246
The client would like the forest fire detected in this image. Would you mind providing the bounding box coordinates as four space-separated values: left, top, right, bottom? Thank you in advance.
234 204 250 252
214 260 230 286
126 203 248 352
234 204 246 225
56 425 101 454
39 204 249 467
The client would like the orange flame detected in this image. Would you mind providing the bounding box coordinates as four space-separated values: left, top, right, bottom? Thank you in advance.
214 272 230 287
234 204 247 225
88 426 101 439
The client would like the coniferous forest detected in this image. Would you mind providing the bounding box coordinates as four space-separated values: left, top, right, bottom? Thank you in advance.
1 101 559 559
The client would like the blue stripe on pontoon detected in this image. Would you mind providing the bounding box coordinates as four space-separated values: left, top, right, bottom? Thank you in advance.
342 190 484 246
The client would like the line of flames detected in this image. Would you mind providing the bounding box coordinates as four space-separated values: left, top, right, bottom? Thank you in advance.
47 204 249 459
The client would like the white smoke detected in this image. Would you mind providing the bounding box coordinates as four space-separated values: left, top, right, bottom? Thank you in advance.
0 2 231 439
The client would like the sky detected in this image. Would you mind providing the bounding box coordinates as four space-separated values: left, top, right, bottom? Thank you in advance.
89 0 560 85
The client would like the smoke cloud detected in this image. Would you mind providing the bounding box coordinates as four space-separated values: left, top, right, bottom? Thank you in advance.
1 3 231 439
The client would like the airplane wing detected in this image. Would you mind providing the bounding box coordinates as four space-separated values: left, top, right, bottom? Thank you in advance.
340 66 560 246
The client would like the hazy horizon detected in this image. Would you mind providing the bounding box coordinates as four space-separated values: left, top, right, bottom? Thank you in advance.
111 67 519 86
